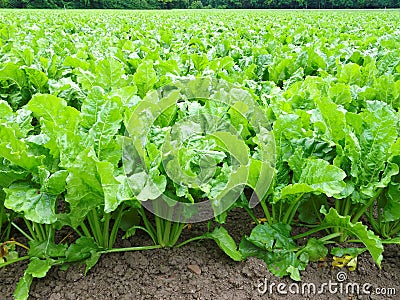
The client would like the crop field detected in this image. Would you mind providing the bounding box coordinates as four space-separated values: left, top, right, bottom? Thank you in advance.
0 9 400 299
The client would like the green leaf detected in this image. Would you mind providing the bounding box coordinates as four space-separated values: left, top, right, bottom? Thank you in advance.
65 236 101 262
84 250 101 275
239 223 309 280
329 83 352 106
281 158 346 198
65 148 103 228
133 60 157 98
322 208 383 266
0 62 27 89
191 53 208 72
359 102 398 195
38 167 68 195
26 257 53 278
338 63 362 86
27 94 81 167
0 124 44 170
239 238 264 260
94 58 128 91
246 223 297 251
331 247 366 258
297 195 327 224
80 87 122 164
301 238 328 262
96 161 133 213
0 163 29 188
28 240 67 259
14 258 54 300
205 227 242 261
4 183 57 224
315 98 346 142
14 273 32 300
24 67 48 92
382 183 400 222
0 101 33 137
247 158 275 206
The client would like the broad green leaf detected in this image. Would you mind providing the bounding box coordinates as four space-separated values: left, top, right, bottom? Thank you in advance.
28 240 68 259
344 101 398 202
96 161 133 213
14 258 54 300
24 67 48 92
246 223 297 251
0 124 44 170
329 83 352 106
322 208 383 266
133 60 157 98
301 238 328 262
4 183 57 224
240 223 305 280
65 148 103 228
209 132 249 165
27 94 81 167
65 236 101 262
0 62 27 89
26 257 54 278
80 87 122 164
94 58 128 91
0 163 29 188
205 227 242 261
338 63 362 86
38 167 68 195
315 98 346 142
282 158 346 198
191 53 208 72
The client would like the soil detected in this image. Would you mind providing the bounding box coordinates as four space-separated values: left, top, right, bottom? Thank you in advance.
1 208 399 300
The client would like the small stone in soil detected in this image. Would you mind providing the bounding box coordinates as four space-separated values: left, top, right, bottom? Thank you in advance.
187 264 201 275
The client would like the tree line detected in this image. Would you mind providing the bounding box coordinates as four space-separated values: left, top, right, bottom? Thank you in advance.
1 0 399 10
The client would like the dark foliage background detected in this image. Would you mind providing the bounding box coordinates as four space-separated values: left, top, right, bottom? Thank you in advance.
0 0 399 9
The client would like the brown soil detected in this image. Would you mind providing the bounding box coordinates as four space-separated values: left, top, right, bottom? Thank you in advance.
1 208 399 300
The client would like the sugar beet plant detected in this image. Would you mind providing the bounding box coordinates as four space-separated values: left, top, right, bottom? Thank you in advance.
0 9 400 299
123 77 275 247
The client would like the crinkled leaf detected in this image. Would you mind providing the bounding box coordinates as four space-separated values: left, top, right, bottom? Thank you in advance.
27 94 81 167
281 158 346 198
94 58 129 91
133 60 157 98
4 183 57 224
301 238 328 262
65 236 101 262
322 208 383 266
80 87 122 164
28 240 67 259
0 124 44 170
246 223 297 251
24 67 48 92
65 148 103 228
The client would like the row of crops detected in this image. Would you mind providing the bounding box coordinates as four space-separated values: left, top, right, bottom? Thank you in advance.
1 9 400 299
